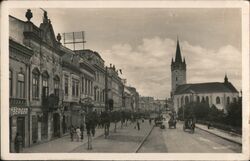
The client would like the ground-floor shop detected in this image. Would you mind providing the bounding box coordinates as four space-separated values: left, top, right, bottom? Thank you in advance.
9 106 29 152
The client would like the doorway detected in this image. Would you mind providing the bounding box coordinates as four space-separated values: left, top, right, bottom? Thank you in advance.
17 117 25 147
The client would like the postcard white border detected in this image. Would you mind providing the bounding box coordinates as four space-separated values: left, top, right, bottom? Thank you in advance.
1 1 249 160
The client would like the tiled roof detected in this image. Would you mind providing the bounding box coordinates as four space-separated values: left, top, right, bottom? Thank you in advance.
174 82 238 95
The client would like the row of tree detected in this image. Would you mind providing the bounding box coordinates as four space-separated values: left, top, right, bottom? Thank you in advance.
177 98 242 128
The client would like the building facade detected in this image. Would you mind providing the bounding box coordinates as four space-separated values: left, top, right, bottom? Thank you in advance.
75 49 105 114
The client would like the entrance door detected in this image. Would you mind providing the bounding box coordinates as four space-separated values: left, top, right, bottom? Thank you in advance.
17 117 25 147
53 113 60 137
32 116 38 143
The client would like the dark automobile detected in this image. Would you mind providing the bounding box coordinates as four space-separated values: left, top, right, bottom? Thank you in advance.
183 118 195 133
168 117 177 129
154 117 163 127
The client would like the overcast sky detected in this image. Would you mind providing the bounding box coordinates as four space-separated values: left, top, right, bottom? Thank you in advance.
10 8 242 99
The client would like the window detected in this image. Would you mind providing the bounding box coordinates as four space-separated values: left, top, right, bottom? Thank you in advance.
201 97 205 103
42 72 49 98
181 96 184 106
177 98 179 108
81 77 84 92
9 70 12 97
32 69 40 99
185 96 189 104
197 96 200 103
76 81 79 97
176 77 178 81
233 97 237 103
54 76 60 97
227 97 230 105
64 76 68 96
206 96 209 103
72 79 79 97
85 79 87 94
17 73 25 98
216 97 220 104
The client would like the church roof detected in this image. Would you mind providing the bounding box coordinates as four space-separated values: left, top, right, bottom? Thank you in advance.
174 82 238 95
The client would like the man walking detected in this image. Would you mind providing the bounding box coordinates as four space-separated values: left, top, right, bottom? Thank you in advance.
137 119 140 131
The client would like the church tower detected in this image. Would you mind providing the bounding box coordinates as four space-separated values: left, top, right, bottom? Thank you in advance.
171 38 186 97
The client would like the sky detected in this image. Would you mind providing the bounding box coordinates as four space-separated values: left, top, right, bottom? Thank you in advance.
9 8 242 99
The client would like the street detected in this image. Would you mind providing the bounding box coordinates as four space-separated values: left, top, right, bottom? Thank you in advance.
22 119 241 153
138 121 241 153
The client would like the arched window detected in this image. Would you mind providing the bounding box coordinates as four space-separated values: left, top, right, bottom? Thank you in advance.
197 96 200 103
32 68 40 99
181 96 184 106
17 73 25 98
206 96 209 103
9 70 12 97
216 96 220 104
201 97 205 103
227 96 230 105
233 97 237 103
42 71 49 98
54 75 60 97
185 96 189 104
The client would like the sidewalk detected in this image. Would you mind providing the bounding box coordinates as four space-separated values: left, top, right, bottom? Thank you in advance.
22 122 120 153
195 123 242 145
71 120 153 152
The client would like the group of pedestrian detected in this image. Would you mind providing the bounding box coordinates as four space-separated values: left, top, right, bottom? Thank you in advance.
70 124 84 142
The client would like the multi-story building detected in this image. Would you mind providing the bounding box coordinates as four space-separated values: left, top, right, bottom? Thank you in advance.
139 96 154 111
61 48 95 131
9 37 33 152
9 10 65 147
107 65 124 111
75 49 105 114
126 86 139 112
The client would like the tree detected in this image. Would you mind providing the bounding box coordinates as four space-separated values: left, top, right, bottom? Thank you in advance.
226 99 242 127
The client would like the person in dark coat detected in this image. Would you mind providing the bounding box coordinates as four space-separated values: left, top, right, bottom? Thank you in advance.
70 125 75 141
80 124 84 141
14 132 23 153
137 119 140 131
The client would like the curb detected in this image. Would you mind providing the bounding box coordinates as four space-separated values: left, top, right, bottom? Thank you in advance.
196 126 242 146
135 125 155 153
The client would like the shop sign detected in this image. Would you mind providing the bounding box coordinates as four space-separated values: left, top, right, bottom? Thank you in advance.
10 107 28 116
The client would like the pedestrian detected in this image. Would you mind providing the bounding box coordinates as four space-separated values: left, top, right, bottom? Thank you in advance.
70 125 75 141
137 119 140 131
149 118 152 125
14 132 23 153
76 126 81 142
80 124 84 141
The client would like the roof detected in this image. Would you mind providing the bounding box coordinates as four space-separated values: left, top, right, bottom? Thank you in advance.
174 82 238 95
75 49 104 61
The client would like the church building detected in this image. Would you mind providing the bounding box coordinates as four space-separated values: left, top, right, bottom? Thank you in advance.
171 39 239 112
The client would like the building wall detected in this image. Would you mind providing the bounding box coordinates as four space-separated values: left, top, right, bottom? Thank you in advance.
173 92 239 112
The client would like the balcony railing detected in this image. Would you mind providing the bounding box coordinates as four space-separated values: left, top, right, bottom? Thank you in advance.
9 98 26 106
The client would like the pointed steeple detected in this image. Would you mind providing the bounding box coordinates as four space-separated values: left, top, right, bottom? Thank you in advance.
175 37 182 63
224 74 228 83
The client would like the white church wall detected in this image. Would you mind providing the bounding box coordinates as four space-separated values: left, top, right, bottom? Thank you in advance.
173 92 239 113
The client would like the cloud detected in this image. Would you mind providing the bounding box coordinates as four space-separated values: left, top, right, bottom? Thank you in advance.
100 37 241 99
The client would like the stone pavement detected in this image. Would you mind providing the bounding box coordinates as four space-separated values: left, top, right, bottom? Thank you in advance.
195 123 242 145
22 122 121 153
71 120 153 152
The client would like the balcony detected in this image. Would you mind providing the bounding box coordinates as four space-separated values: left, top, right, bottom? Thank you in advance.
9 98 26 106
